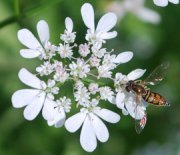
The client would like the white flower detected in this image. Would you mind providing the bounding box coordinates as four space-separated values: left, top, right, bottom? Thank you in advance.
54 71 69 83
102 51 133 70
69 58 90 78
45 79 59 100
114 73 128 92
65 104 120 152
117 93 146 119
53 60 65 72
42 41 57 59
153 0 179 7
79 43 90 57
91 46 106 58
74 86 90 107
89 55 100 67
53 61 69 83
60 17 76 43
98 65 112 78
81 3 117 47
114 69 146 86
99 86 114 103
90 99 99 107
88 83 99 95
98 52 133 78
102 54 117 70
107 0 161 24
74 80 84 89
48 96 71 128
18 20 57 59
58 43 73 58
36 61 54 76
114 69 146 118
57 97 71 113
11 68 58 121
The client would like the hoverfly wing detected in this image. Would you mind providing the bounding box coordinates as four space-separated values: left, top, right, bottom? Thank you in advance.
134 97 147 134
144 63 169 86
135 113 147 134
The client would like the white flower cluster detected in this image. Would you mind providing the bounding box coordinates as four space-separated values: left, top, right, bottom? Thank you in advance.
107 0 179 24
107 0 161 24
153 0 179 7
12 3 156 152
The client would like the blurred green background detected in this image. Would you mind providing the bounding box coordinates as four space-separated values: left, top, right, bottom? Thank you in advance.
0 0 180 155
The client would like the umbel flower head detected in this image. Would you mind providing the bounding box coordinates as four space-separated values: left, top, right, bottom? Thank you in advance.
11 2 169 152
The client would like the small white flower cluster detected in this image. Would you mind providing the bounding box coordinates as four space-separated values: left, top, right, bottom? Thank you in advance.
153 0 179 7
107 0 161 24
107 0 179 24
12 3 150 152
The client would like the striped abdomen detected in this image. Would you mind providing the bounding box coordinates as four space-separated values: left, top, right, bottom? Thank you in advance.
142 90 169 106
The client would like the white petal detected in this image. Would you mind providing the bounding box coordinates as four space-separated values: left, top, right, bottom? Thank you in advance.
125 100 145 120
116 92 126 109
18 29 42 49
125 99 136 118
114 51 133 64
127 69 146 81
42 98 55 121
169 0 179 4
48 110 66 128
90 114 109 143
23 92 45 120
20 49 41 58
135 8 161 24
109 96 116 104
115 72 125 81
122 109 128 115
135 106 146 120
96 13 117 32
12 89 40 108
95 109 120 123
65 112 86 133
55 116 65 128
101 31 117 39
153 0 168 6
37 20 50 45
81 3 95 31
18 68 42 89
80 116 97 152
65 17 73 32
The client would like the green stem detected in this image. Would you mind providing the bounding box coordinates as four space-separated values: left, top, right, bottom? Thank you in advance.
0 16 19 28
82 78 107 87
0 0 62 29
14 0 20 16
